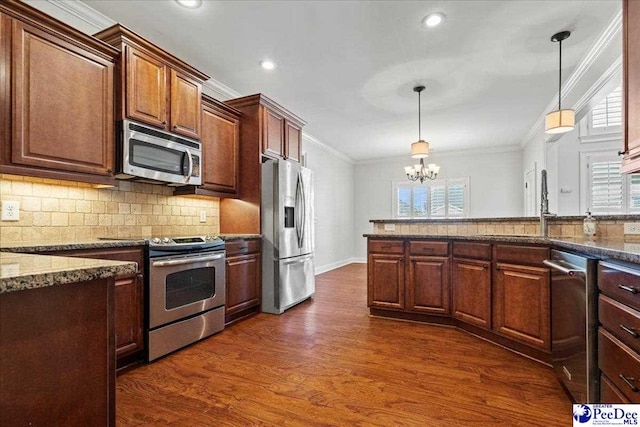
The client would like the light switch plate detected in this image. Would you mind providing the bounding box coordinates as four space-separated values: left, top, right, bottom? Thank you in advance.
384 224 396 231
1 200 19 221
199 210 207 223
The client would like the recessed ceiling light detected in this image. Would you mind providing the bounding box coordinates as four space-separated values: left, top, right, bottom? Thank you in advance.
422 12 446 28
175 0 202 9
260 60 277 71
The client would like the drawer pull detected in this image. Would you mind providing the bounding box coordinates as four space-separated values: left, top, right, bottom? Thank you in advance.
619 284 639 294
620 324 639 338
619 374 639 392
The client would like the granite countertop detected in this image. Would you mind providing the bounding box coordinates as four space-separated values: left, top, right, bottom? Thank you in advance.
363 233 640 264
0 252 137 294
370 214 640 223
0 239 147 253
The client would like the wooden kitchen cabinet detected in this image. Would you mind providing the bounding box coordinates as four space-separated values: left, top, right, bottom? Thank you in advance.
226 93 306 162
174 95 242 198
622 0 640 173
43 246 145 369
452 257 492 329
225 239 262 325
406 241 450 315
367 239 405 310
0 1 118 185
94 24 208 140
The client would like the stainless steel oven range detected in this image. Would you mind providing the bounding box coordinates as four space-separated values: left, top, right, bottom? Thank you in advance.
147 236 225 361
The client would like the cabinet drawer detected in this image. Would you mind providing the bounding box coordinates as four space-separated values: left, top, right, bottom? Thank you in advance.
494 244 549 265
368 239 404 254
409 241 448 256
601 373 631 403
226 239 261 256
452 242 491 260
599 328 640 403
600 294 640 354
599 261 640 311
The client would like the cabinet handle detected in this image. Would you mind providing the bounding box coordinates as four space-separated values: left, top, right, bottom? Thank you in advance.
495 265 501 271
136 274 143 279
173 125 178 130
107 168 113 173
619 150 627 156
619 284 639 294
162 121 167 125
620 324 639 338
619 374 639 392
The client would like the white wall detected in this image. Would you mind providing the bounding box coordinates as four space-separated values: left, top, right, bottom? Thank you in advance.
353 148 523 259
302 137 356 273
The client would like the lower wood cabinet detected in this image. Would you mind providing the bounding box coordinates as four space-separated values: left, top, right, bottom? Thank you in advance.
452 258 491 329
367 253 405 310
406 256 449 314
493 263 550 350
225 239 262 325
43 246 145 368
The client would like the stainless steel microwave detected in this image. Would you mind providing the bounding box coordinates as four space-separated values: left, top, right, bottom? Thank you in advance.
116 120 202 186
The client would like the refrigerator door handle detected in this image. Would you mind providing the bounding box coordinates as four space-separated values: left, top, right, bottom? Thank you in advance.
295 172 304 248
282 254 313 265
299 172 306 248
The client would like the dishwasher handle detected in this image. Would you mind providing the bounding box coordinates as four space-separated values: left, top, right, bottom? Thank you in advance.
543 259 585 277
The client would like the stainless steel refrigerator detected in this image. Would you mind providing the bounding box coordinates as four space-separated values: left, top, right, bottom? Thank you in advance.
261 158 315 314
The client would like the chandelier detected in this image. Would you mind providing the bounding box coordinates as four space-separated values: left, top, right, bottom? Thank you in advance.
404 85 440 182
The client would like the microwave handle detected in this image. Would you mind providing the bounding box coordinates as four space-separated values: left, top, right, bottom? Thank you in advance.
184 148 193 182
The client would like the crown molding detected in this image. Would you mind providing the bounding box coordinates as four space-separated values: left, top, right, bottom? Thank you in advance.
46 0 115 31
303 134 355 164
520 9 622 148
355 145 522 165
202 79 241 101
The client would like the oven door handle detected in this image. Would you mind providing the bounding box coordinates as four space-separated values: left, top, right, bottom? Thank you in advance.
152 253 223 267
543 259 585 277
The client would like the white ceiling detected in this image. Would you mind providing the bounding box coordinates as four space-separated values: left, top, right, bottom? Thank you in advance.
76 1 620 161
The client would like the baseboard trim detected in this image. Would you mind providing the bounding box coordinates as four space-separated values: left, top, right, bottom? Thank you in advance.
315 257 364 275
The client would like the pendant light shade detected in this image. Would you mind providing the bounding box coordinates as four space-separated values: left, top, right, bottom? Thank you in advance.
545 31 575 134
411 140 430 158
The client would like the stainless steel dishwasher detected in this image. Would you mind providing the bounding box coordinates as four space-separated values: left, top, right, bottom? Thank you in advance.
543 249 599 403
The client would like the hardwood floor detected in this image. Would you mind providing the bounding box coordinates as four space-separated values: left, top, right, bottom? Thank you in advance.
116 263 571 426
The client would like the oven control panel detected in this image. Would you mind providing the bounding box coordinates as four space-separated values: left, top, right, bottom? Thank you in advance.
149 235 222 250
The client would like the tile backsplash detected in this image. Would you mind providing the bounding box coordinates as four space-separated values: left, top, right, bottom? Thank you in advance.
0 174 219 242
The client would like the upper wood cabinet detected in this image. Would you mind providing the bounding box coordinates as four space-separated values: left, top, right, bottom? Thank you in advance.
0 1 118 185
622 0 640 173
94 24 208 140
174 95 241 198
226 93 306 162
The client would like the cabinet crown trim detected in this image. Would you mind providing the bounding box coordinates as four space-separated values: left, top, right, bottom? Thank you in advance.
226 94 307 127
93 24 209 81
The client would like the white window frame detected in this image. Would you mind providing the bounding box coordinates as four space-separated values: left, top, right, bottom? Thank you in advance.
580 86 622 143
391 177 470 219
580 148 640 214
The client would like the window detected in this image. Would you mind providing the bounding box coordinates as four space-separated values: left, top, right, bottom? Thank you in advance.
591 86 622 129
393 178 469 218
584 152 640 214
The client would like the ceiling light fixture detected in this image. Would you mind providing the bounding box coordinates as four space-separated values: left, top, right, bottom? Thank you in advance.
175 0 202 9
260 59 277 71
405 86 440 182
422 12 446 28
545 31 575 134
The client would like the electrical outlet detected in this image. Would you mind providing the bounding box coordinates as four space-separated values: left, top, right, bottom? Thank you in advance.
0 263 20 277
199 210 207 223
624 223 640 234
384 224 396 231
1 201 19 221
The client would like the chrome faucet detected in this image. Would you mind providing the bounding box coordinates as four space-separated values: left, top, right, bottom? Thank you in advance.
540 169 555 237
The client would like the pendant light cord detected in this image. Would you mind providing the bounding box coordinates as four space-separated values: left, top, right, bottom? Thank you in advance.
558 39 562 110
418 90 421 140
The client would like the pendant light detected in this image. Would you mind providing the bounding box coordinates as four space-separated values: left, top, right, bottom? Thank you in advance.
545 31 575 134
405 85 440 182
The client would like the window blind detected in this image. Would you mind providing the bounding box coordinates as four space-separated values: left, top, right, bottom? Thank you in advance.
590 160 623 213
591 86 622 129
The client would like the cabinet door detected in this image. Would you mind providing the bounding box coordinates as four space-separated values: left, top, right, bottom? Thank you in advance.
284 119 302 162
262 108 284 159
114 274 144 358
11 19 114 176
226 253 261 316
368 254 405 310
126 46 168 129
201 105 239 193
452 258 491 328
623 0 640 172
406 256 450 315
170 69 202 139
493 263 550 351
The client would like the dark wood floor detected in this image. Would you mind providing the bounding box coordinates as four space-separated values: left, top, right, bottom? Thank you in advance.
116 263 571 426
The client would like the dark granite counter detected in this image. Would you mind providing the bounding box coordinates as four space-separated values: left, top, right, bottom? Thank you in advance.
0 252 136 294
363 234 640 264
370 214 640 223
0 239 147 253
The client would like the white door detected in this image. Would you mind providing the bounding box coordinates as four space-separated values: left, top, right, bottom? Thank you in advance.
525 166 536 216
